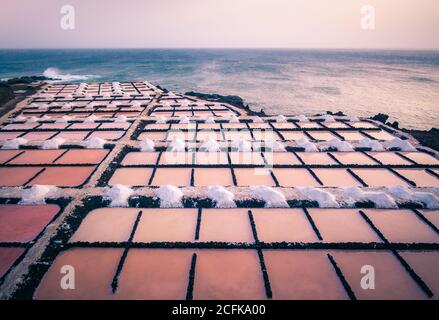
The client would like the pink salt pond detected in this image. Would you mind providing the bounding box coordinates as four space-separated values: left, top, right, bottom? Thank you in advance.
159 152 193 165
308 209 381 243
278 131 307 141
229 152 265 165
193 250 266 300
196 131 222 141
421 210 439 229
194 152 228 165
0 150 22 164
234 168 276 186
22 131 57 141
115 249 193 300
0 167 43 186
8 149 65 165
0 204 59 242
312 168 362 187
133 209 198 242
264 250 348 300
272 168 320 187
0 248 25 278
55 131 90 141
0 131 24 141
88 130 124 140
121 152 159 165
399 152 439 165
69 123 99 130
330 250 427 299
336 130 366 141
296 152 337 165
263 152 301 165
307 131 337 141
151 168 192 187
395 169 439 187
363 209 439 243
54 149 109 164
398 251 439 298
367 152 412 165
138 131 167 141
28 166 96 187
193 168 234 186
35 248 123 300
198 208 254 243
330 152 378 165
351 168 409 187
69 208 139 243
108 168 153 186
252 208 319 243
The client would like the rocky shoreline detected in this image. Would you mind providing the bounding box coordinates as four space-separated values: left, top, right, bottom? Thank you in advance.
0 76 50 117
186 91 439 152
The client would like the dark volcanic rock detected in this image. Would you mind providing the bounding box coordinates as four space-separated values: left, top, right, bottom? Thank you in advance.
185 91 246 109
372 113 389 124
403 128 439 152
0 83 14 105
2 76 52 85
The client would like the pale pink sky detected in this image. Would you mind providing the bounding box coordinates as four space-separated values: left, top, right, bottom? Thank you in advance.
0 0 438 49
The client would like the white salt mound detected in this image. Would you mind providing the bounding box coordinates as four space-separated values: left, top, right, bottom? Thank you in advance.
207 186 236 208
343 115 360 122
42 137 65 149
205 117 216 124
229 115 240 123
85 137 106 149
296 138 318 152
298 187 339 208
169 139 185 152
16 116 27 122
343 186 397 208
232 138 252 152
20 185 58 205
55 115 72 124
84 115 99 123
387 185 439 209
276 115 287 123
293 115 309 122
358 138 384 151
386 138 416 152
156 185 184 208
1 138 27 150
319 114 335 122
26 116 39 124
139 139 155 152
179 116 190 124
265 138 286 152
156 116 167 124
115 115 128 123
251 186 289 208
200 139 220 152
105 184 133 207
327 138 354 152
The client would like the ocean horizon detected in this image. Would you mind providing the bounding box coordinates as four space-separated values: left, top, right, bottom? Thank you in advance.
1 48 438 130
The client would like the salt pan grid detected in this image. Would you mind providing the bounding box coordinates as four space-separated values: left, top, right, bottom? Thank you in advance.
1 81 439 300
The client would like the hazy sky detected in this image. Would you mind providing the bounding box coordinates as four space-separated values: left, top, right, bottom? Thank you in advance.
1 0 438 49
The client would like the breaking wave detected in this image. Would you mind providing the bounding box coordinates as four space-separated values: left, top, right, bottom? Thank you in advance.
43 67 99 81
